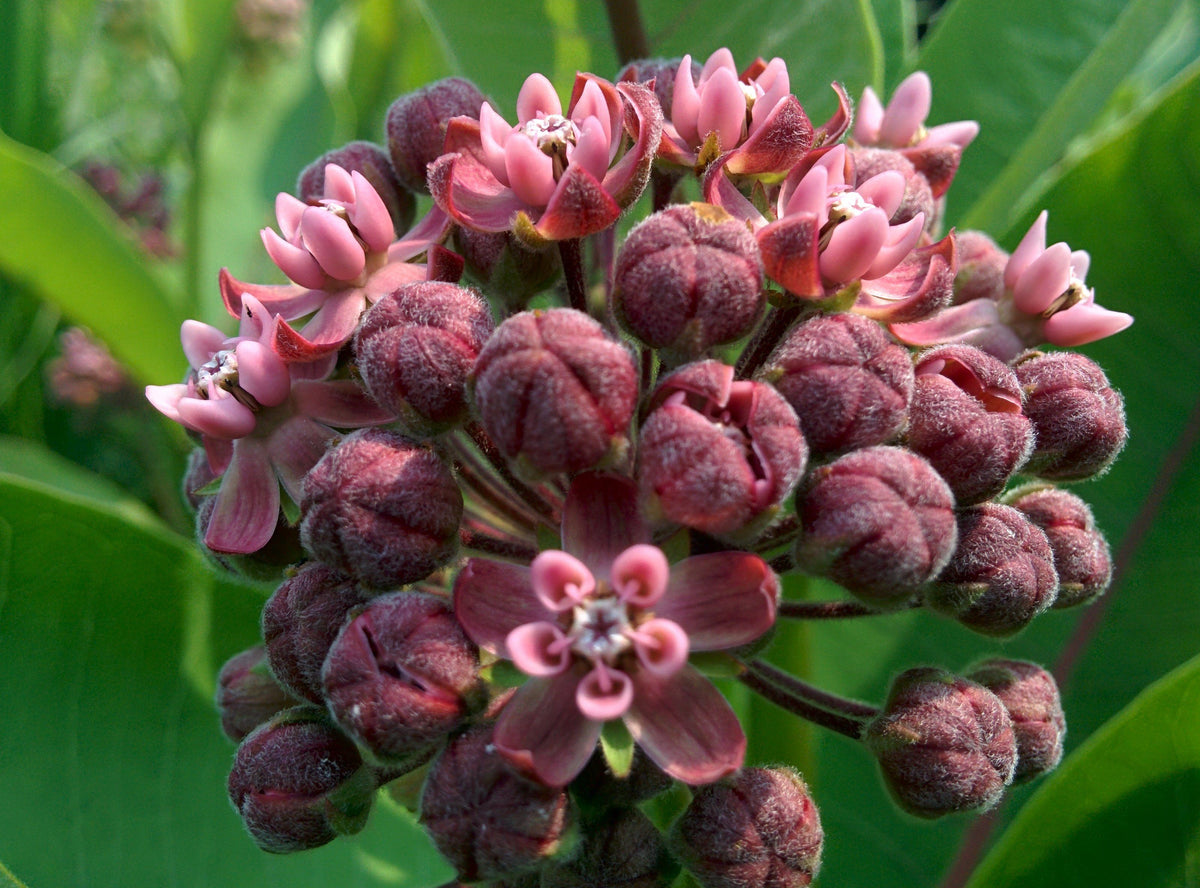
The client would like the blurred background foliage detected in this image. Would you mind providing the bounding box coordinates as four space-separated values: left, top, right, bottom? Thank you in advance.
1 0 1199 886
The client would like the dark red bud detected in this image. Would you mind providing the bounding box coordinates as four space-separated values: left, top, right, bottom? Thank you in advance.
542 806 674 888
951 231 1007 304
670 767 824 888
762 312 913 454
323 591 482 764
300 429 463 589
572 745 675 808
227 706 375 853
386 77 487 193
297 141 415 234
795 446 956 609
355 281 495 435
967 658 1065 784
926 503 1059 637
865 668 1017 818
471 308 638 476
1014 351 1127 481
215 645 301 742
1007 485 1112 608
849 148 933 227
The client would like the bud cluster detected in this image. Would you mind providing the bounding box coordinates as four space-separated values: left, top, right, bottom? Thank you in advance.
148 51 1131 882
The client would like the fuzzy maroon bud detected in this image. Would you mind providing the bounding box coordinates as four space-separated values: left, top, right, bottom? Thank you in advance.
613 204 765 360
420 722 574 882
261 562 371 703
907 345 1033 505
300 429 462 589
795 446 956 609
618 56 699 120
968 658 1065 784
670 767 823 888
228 706 375 852
323 591 483 764
355 281 495 435
639 360 806 537
849 147 934 227
1013 351 1127 481
470 309 638 476
951 231 1007 304
216 646 301 742
864 668 1017 818
542 806 673 888
386 77 487 193
761 312 913 454
926 503 1059 637
297 140 415 233
1007 485 1112 608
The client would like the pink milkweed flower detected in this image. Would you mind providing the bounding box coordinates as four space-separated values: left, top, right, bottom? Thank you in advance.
145 296 394 553
852 72 979 197
220 165 458 364
659 48 813 177
891 212 1132 359
428 72 663 246
453 473 778 787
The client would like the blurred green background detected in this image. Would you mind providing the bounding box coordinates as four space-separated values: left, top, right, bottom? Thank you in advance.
2 0 1199 886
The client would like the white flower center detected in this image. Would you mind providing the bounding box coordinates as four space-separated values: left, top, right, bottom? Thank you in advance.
568 595 632 662
523 114 580 155
195 349 239 395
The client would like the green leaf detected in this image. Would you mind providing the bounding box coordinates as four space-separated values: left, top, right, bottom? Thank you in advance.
0 0 55 149
161 0 240 131
0 131 181 385
966 653 1200 888
0 476 453 888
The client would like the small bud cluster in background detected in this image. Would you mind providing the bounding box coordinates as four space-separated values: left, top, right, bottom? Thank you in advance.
155 50 1132 885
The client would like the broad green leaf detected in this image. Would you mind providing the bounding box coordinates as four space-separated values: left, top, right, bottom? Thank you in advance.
0 477 453 888
872 0 918 89
966 653 1200 888
0 0 55 150
0 131 181 385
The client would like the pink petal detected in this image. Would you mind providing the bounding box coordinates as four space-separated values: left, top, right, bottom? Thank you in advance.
697 65 746 152
494 674 601 786
273 289 366 360
1043 303 1133 347
218 268 325 322
180 320 228 369
274 192 307 241
864 213 925 280
177 391 257 439
879 71 931 147
703 159 766 228
1070 249 1090 280
533 163 621 241
821 209 889 283
504 134 557 209
569 116 612 184
348 170 396 253
853 85 885 144
576 664 634 721
857 228 955 322
290 378 394 427
624 666 746 785
479 103 513 185
1013 241 1072 315
300 208 367 281
561 472 647 577
816 143 849 187
923 120 979 149
610 544 670 607
264 414 337 503
856 170 906 219
530 550 595 611
727 94 812 178
428 152 529 233
204 438 280 554
453 559 550 653
814 81 854 145
700 47 737 82
388 205 454 263
145 383 188 424
234 340 290 407
602 80 664 208
204 436 233 475
782 164 827 218
517 73 561 122
1005 211 1048 289
656 552 778 650
749 58 790 133
321 163 356 203
630 619 689 677
507 622 572 676
262 228 326 290
571 78 614 151
671 55 702 147
363 260 429 302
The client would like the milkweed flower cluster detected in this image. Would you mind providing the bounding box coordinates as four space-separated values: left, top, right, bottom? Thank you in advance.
148 50 1131 885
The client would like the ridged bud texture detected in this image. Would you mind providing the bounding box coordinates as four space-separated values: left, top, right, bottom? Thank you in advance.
386 77 487 193
216 646 299 742
297 140 414 233
1008 485 1112 608
968 658 1065 784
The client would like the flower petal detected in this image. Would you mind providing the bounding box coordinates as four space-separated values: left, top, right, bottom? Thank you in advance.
535 162 622 241
300 207 367 282
453 559 550 653
611 544 670 607
218 268 325 322
879 71 931 147
1012 241 1072 315
180 320 228 369
853 85 885 144
507 622 572 676
504 133 557 209
264 414 337 503
656 552 778 650
234 340 290 407
671 55 701 147
204 438 280 554
530 550 595 611
1005 211 1048 290
757 214 822 299
145 383 188 424
1043 303 1133 347
177 391 257 439
727 94 812 178
576 664 634 720
561 472 647 577
291 379 394 427
262 227 327 289
494 674 601 786
697 65 746 153
630 619 689 677
272 290 366 361
428 151 530 233
821 208 889 284
624 665 746 785
348 170 396 253
517 73 562 122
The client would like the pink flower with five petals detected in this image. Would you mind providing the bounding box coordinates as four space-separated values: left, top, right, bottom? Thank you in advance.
453 473 778 787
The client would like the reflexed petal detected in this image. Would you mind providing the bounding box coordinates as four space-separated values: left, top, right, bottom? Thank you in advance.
533 163 622 241
821 209 888 283
387 204 454 263
630 619 689 677
291 379 394 427
611 544 670 607
1043 303 1133 347
530 550 595 611
264 414 337 503
853 85 885 144
1013 242 1072 315
757 214 822 299
428 151 531 233
857 229 955 322
697 66 746 152
363 260 429 302
177 391 257 439
561 472 647 576
727 95 812 178
234 340 290 407
494 674 601 786
603 80 664 209
879 71 931 147
348 170 396 252
624 665 746 785
504 134 557 209
1005 211 1048 289
656 551 778 649
576 664 634 720
671 55 701 147
262 228 326 289
180 320 228 369
217 268 325 322
145 383 188 424
204 438 280 554
300 208 367 281
517 72 562 122
814 81 854 145
204 436 233 476
274 289 366 361
507 622 572 676
453 559 550 653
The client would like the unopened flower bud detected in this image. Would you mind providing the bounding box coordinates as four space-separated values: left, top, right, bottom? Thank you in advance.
1007 485 1112 608
386 77 487 193
865 668 1017 818
952 231 1007 304
618 56 699 120
967 658 1065 784
849 147 934 227
420 722 574 883
670 767 824 888
542 806 673 888
261 562 371 703
323 591 483 764
795 446 956 609
470 309 638 476
355 281 495 435
216 645 301 742
907 345 1033 504
761 312 913 454
227 706 375 853
613 204 765 360
1013 351 1127 481
301 429 463 589
639 361 806 537
926 503 1059 637
298 141 415 233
